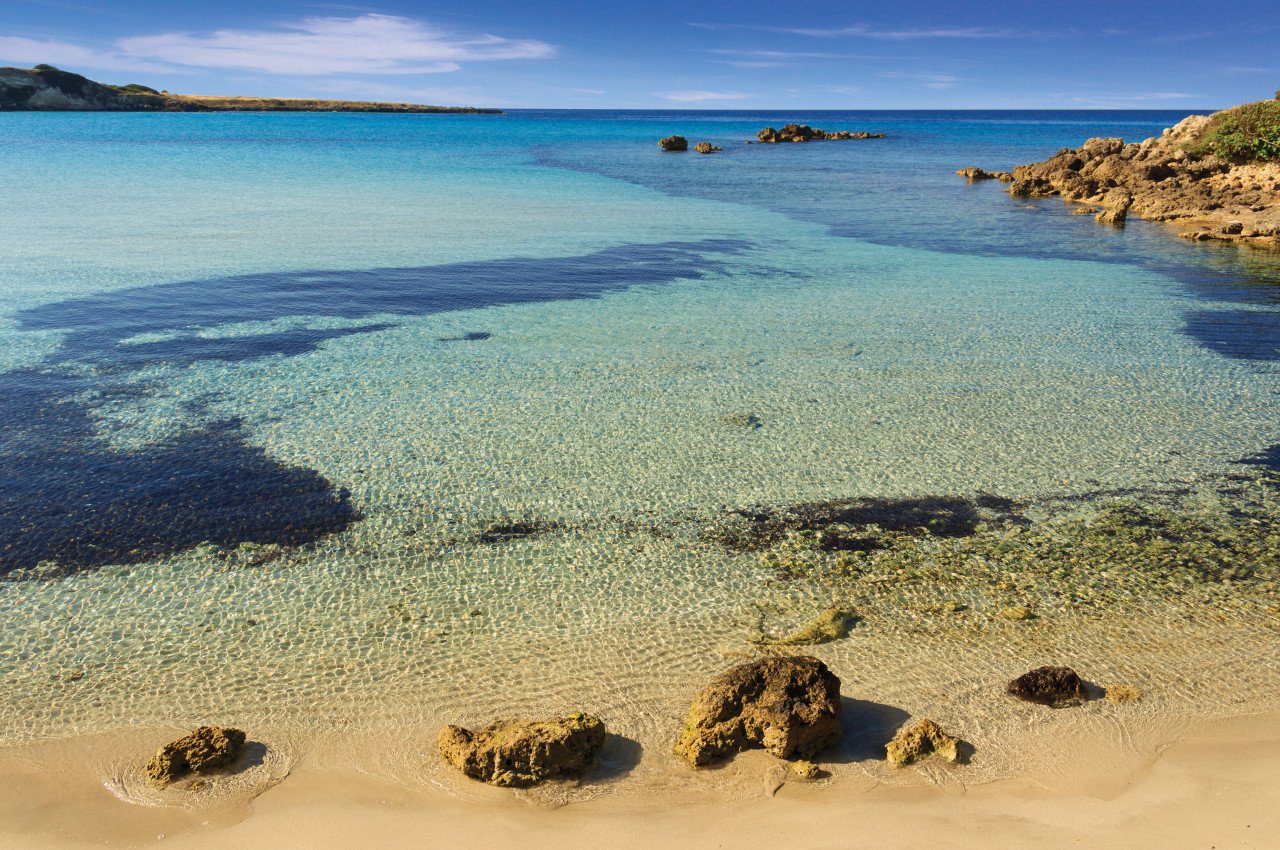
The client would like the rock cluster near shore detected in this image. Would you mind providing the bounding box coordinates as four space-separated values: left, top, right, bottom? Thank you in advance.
437 713 606 787
956 167 1014 181
960 105 1280 247
757 124 886 143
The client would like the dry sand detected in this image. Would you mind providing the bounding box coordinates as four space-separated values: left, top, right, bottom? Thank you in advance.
1 711 1277 849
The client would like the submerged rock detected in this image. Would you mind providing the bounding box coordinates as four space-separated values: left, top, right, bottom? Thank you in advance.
757 606 857 646
1104 684 1142 704
438 713 606 787
885 718 960 767
145 726 247 787
658 135 688 151
1006 666 1085 707
675 655 842 766
999 605 1034 620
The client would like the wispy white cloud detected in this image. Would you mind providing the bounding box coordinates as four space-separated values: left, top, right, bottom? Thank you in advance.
713 60 788 68
705 48 873 60
0 35 178 74
656 89 752 102
691 22 1029 40
1 15 552 79
879 71 961 89
115 14 554 75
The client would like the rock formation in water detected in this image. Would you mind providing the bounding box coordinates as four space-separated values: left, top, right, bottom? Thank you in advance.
757 124 886 143
885 718 961 767
1006 665 1085 707
674 655 842 766
955 167 1014 181
438 713 607 787
145 726 247 787
659 135 689 151
0 65 501 113
695 142 723 154
969 100 1280 247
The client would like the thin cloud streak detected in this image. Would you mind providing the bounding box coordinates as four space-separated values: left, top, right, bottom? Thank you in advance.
656 89 751 102
690 22 1033 40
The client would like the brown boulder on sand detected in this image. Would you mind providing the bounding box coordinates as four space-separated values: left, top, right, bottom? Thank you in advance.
885 718 960 767
658 135 688 151
438 712 606 787
145 726 247 787
674 655 842 767
1006 665 1085 707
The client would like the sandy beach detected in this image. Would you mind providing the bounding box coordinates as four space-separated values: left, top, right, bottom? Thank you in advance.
1 711 1276 849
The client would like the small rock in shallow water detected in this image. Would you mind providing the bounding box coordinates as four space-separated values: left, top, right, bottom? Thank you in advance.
658 135 688 151
1105 684 1142 704
694 142 722 154
757 606 856 646
999 606 1034 620
885 719 961 767
790 759 822 779
1007 666 1085 708
438 713 606 787
675 656 842 767
145 726 247 787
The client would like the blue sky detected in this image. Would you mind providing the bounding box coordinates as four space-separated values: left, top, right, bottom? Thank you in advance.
1 0 1276 108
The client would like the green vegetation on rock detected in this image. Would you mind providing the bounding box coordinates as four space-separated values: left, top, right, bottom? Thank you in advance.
1190 100 1280 163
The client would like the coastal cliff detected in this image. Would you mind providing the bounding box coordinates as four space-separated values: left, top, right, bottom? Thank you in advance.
988 98 1280 247
0 65 502 113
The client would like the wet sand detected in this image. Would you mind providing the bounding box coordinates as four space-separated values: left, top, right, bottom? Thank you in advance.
2 711 1276 849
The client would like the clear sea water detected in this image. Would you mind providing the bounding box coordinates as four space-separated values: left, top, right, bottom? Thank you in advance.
1 110 1278 804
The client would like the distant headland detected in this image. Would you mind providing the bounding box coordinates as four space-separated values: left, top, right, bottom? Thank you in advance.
0 65 503 113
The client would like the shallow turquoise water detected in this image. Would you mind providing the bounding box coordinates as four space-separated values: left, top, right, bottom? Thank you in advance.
1 110 1278 799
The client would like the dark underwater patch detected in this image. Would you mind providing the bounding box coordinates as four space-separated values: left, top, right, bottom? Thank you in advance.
705 494 1025 552
1181 308 1280 361
17 239 750 366
0 239 750 576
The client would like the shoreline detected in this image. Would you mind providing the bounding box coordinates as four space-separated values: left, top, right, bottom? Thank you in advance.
1 710 1276 848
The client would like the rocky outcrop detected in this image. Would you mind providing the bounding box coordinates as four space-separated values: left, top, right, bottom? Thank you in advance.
145 726 247 787
0 65 501 113
885 718 960 767
1006 666 1085 707
438 713 606 787
694 142 723 154
674 656 842 766
757 124 886 143
992 111 1279 247
659 135 689 151
956 167 1014 181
